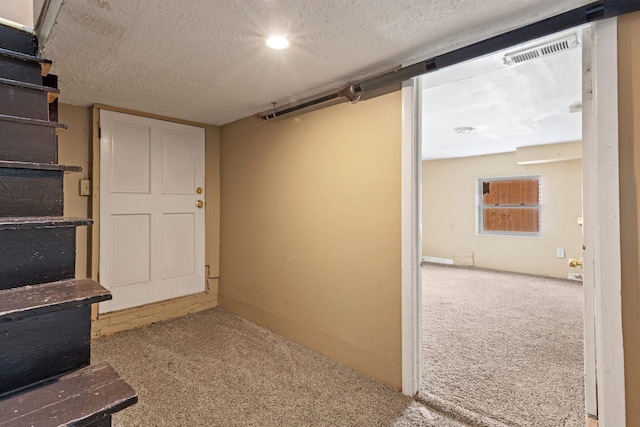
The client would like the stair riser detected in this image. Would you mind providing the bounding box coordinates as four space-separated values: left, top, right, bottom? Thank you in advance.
0 25 37 56
0 84 49 120
0 168 63 216
0 121 57 163
0 306 90 396
0 83 49 120
0 57 42 85
0 227 76 290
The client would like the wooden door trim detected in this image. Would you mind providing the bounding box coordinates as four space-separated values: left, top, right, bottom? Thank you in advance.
93 104 211 128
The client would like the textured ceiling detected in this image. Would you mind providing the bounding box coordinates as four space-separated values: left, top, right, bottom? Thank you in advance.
420 27 583 160
41 0 592 126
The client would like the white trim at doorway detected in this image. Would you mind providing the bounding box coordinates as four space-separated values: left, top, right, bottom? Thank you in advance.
401 79 422 395
583 17 626 426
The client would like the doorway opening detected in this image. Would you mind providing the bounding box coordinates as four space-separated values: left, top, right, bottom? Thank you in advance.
418 26 587 426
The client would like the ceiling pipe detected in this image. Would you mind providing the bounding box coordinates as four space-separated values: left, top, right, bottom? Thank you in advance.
258 92 342 121
257 0 640 121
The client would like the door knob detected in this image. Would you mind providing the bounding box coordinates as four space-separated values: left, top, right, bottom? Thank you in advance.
569 258 583 268
196 200 204 208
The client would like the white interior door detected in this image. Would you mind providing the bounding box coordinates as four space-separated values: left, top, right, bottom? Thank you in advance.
99 110 205 313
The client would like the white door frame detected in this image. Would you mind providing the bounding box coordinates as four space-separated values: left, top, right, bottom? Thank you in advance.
581 22 598 419
400 18 626 425
582 18 626 426
401 78 422 394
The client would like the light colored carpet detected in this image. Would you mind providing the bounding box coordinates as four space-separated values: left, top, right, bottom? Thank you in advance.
92 307 468 427
419 263 585 426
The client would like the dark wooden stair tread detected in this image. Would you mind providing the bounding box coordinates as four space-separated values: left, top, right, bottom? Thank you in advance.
0 76 60 94
0 279 110 321
0 362 138 427
0 114 67 130
0 217 93 230
0 47 52 76
0 24 137 423
0 160 81 173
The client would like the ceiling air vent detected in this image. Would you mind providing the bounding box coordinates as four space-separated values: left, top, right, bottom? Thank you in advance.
503 34 579 65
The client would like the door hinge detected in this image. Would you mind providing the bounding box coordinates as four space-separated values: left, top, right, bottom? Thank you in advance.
98 127 101 139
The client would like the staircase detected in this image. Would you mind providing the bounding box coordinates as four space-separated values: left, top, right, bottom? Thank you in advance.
0 23 136 426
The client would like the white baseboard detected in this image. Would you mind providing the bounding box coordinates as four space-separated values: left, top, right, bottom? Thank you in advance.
422 256 454 265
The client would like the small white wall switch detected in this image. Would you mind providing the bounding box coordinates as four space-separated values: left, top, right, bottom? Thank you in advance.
557 248 565 258
80 179 91 196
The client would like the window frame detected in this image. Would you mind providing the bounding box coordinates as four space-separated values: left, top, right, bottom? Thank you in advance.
477 175 542 237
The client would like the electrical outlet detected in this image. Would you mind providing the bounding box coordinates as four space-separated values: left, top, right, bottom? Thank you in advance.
568 273 583 281
556 248 565 258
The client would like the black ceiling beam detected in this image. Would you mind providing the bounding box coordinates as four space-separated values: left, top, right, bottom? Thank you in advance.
434 0 637 71
259 0 640 121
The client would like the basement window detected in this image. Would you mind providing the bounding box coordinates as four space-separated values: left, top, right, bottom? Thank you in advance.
478 176 541 236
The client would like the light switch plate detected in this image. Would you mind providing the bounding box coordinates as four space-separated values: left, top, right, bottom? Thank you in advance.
80 179 91 196
556 248 565 258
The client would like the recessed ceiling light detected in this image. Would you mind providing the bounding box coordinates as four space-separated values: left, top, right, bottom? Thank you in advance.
266 35 289 50
454 126 475 134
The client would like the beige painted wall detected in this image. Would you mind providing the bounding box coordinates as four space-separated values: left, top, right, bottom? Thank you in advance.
205 125 221 277
618 11 640 425
422 151 583 279
57 104 221 332
0 0 33 26
219 92 402 388
58 104 92 278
